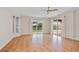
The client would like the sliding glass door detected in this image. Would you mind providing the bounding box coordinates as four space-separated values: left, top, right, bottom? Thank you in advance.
52 19 63 51
32 20 43 33
32 19 44 47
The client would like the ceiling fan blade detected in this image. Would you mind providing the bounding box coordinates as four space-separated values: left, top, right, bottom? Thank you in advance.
41 8 58 12
51 9 58 11
47 9 58 11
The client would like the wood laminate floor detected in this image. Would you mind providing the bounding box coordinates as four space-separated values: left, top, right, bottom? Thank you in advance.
0 33 79 52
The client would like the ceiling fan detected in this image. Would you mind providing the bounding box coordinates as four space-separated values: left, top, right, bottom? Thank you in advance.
45 7 58 15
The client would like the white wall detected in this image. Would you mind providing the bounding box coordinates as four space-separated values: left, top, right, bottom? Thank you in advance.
74 10 79 40
63 10 74 39
20 16 32 34
0 9 13 48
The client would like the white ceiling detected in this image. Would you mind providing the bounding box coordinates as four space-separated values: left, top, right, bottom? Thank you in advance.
3 7 75 17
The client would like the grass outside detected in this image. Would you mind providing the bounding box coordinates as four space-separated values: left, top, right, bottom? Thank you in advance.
33 27 42 32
